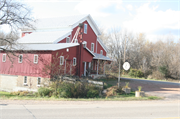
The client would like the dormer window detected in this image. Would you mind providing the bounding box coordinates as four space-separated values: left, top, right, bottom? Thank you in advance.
66 37 70 43
83 41 87 48
84 24 87 34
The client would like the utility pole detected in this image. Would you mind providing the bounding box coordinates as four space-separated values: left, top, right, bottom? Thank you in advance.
124 36 127 63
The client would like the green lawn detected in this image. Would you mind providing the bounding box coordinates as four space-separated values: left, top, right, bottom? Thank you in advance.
0 91 161 101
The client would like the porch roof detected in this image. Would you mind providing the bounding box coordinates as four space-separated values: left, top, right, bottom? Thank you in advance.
93 53 111 61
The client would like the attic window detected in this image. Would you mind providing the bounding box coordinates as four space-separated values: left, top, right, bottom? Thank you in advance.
66 37 70 43
84 24 87 34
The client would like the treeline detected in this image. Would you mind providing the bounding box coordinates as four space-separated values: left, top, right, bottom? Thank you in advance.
100 29 180 79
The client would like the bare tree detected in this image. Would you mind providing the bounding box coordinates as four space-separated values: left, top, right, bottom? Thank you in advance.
0 0 35 51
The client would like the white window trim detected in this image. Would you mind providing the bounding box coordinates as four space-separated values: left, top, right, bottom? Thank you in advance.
91 43 94 52
2 54 6 62
73 57 76 66
18 54 23 63
24 76 28 85
83 41 87 48
34 54 38 64
84 23 87 34
66 37 70 43
37 77 41 86
100 50 103 55
60 56 64 65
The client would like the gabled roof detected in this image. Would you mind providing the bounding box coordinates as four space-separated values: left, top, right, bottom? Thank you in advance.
97 37 108 52
0 43 79 51
17 30 71 44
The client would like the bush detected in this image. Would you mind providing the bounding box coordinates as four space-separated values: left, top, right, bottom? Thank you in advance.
159 66 168 77
128 68 144 77
38 87 52 97
87 88 99 98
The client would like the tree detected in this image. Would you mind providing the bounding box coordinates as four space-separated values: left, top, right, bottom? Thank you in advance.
0 0 35 51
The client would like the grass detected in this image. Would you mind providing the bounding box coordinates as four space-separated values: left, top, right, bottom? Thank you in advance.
0 91 162 101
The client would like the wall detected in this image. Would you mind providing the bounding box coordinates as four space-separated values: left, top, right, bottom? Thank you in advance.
0 51 52 78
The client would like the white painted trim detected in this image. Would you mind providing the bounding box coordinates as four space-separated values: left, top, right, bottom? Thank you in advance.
60 56 64 65
18 54 23 63
37 77 41 86
84 23 87 34
2 54 6 62
97 37 108 53
84 62 86 76
91 43 94 52
73 57 76 66
53 31 71 44
84 47 95 57
34 54 38 64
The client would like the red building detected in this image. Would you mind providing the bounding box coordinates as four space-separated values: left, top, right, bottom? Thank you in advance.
0 15 111 92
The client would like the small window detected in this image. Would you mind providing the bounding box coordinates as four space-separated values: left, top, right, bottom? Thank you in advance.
24 76 27 84
60 56 64 65
2 54 6 62
83 41 87 48
100 50 103 55
75 39 78 43
84 24 87 34
91 43 94 52
34 55 38 64
66 37 70 43
18 54 23 63
73 57 76 66
37 77 41 86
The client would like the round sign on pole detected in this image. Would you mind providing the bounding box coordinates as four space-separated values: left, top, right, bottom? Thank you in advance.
123 62 130 71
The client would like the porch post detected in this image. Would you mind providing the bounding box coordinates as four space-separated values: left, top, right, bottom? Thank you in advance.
97 60 99 75
84 62 86 76
88 62 91 75
64 60 66 74
104 62 106 75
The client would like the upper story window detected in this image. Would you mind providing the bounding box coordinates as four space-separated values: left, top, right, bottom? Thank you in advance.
83 41 87 48
73 57 76 66
60 56 64 65
74 39 78 43
18 54 23 63
100 50 103 55
91 43 94 52
2 54 6 62
66 37 70 43
84 24 87 34
34 55 38 64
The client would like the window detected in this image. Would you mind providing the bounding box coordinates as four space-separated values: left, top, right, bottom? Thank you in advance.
73 57 76 66
91 43 94 52
84 24 87 34
66 37 70 43
34 55 38 64
100 50 103 55
83 41 87 48
2 54 6 62
74 39 78 43
37 77 41 86
24 76 27 84
60 56 64 65
18 54 23 63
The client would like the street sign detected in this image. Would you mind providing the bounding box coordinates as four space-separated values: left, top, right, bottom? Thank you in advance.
123 62 130 71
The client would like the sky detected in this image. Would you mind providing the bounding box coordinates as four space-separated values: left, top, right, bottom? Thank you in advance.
20 0 180 42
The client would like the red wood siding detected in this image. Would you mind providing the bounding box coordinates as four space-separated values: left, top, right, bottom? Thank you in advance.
0 51 52 78
22 32 32 37
97 42 106 56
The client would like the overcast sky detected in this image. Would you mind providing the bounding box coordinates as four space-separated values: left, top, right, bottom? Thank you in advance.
22 0 179 42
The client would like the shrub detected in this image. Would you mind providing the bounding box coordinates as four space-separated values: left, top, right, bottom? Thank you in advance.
136 70 144 78
38 87 52 97
159 66 168 77
87 88 99 98
128 68 144 78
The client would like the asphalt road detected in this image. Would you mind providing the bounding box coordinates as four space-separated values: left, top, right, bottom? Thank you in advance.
0 100 180 119
120 77 180 100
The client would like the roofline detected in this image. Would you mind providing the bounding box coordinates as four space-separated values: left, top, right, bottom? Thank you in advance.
97 37 108 52
93 57 111 61
84 47 95 57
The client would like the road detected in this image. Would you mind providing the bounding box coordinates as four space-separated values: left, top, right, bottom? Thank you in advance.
0 100 180 119
120 77 180 100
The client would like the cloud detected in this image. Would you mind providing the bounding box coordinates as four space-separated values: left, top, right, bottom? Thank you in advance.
126 4 133 11
122 3 180 34
74 0 122 17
